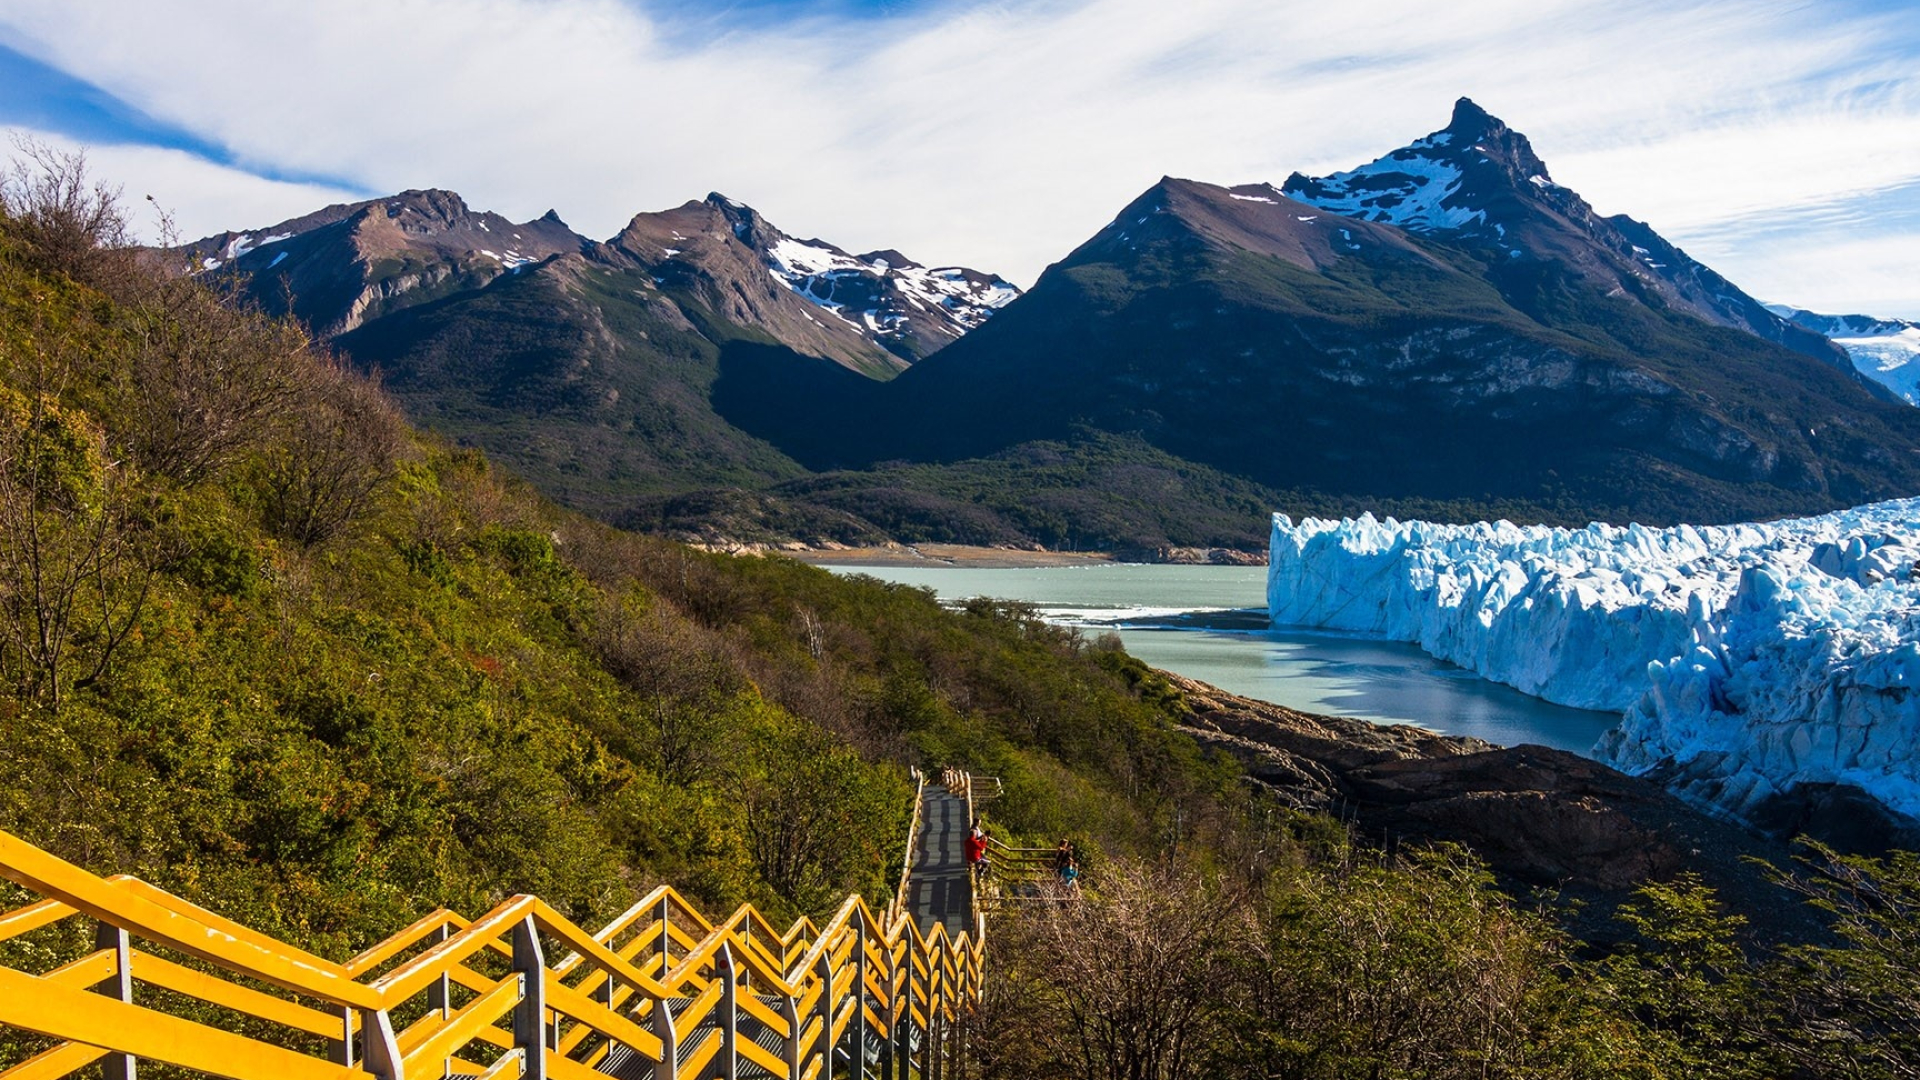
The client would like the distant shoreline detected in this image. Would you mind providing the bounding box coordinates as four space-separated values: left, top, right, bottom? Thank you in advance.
784 542 1267 568
786 543 1122 569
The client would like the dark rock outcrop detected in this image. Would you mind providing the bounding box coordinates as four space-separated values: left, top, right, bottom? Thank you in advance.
1168 673 1825 943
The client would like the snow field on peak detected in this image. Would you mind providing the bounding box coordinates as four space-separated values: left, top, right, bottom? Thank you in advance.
764 238 1015 336
1268 501 1920 821
1289 150 1487 233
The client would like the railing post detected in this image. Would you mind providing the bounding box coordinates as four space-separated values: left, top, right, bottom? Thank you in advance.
358 1009 403 1080
813 953 835 1080
781 991 802 1080
92 921 135 1080
428 922 451 1019
879 926 890 1076
651 991 678 1080
895 937 914 1080
513 916 549 1080
719 943 739 1080
852 922 869 1080
333 1006 354 1067
658 896 672 978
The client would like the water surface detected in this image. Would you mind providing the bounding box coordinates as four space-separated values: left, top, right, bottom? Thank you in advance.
825 563 1619 756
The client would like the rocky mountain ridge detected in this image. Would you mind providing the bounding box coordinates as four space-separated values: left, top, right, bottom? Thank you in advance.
185 188 587 336
186 189 1017 373
840 127 1920 525
1283 98 1868 388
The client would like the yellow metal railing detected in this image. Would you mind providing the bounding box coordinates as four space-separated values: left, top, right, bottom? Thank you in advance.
0 774 986 1080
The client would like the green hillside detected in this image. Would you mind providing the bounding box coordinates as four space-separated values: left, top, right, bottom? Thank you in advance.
2 165 1915 1079
0 175 1238 952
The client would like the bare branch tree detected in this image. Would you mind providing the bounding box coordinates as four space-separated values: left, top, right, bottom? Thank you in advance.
118 278 311 485
983 860 1256 1080
255 357 404 547
0 324 154 710
0 136 142 298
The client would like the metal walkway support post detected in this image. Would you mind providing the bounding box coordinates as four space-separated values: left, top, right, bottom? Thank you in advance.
781 991 803 1080
719 943 739 1080
652 992 679 1080
359 1009 404 1080
658 896 673 977
513 916 548 1080
878 938 893 1080
852 922 869 1080
814 953 835 1080
429 922 452 1019
92 921 134 1080
895 939 913 1080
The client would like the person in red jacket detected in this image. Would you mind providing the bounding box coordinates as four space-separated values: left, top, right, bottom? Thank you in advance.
965 821 989 882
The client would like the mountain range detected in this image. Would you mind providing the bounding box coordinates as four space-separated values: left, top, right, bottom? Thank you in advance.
186 98 1920 553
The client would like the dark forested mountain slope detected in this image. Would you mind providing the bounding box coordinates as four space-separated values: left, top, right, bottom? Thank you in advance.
830 107 1920 526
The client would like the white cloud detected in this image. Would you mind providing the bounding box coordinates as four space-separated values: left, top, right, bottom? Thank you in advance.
1 0 1916 315
1684 229 1920 322
1 126 364 244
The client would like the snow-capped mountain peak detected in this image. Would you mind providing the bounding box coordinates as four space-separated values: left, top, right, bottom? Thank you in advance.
611 194 1021 363
1280 98 1556 239
694 196 1019 360
763 236 1018 341
1280 99 1865 381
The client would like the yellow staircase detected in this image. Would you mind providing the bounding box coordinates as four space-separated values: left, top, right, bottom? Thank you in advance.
0 770 985 1080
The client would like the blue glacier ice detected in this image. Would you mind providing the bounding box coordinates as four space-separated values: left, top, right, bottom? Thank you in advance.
1268 500 1920 822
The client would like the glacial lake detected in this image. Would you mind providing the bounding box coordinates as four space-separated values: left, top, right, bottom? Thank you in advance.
822 563 1621 756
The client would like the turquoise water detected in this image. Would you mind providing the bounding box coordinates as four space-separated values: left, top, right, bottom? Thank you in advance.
823 563 1620 756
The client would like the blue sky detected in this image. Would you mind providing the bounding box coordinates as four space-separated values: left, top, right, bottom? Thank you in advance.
2 0 1917 317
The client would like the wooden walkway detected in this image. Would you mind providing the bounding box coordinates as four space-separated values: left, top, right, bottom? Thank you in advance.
906 783 972 940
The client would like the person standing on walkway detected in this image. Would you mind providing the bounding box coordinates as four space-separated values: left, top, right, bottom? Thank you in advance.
966 821 990 882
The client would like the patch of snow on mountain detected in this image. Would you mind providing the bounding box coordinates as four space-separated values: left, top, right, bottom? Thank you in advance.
1269 501 1920 822
1288 150 1486 233
767 238 853 279
259 233 294 246
1230 193 1276 203
266 251 288 270
479 249 536 270
764 238 1017 339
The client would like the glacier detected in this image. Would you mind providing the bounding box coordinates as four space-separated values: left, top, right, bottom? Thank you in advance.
1268 501 1920 823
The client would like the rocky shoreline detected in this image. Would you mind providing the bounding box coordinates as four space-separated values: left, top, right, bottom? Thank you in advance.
1166 672 1833 945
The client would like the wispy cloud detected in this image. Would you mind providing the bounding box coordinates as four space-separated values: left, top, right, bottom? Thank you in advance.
0 125 365 245
1 0 1916 315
